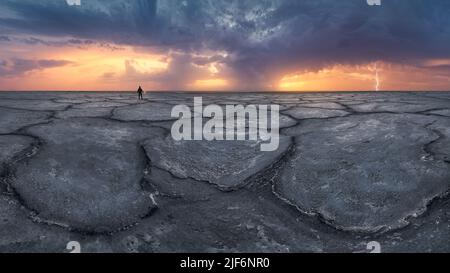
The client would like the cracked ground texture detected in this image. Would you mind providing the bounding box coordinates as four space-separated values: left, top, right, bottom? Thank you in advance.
0 91 449 253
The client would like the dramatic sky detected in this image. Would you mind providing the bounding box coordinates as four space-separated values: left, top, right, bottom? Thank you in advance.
1 0 450 91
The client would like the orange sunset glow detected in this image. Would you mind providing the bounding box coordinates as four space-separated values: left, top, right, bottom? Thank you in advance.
1 1 450 91
0 45 170 91
2 43 450 92
278 63 450 92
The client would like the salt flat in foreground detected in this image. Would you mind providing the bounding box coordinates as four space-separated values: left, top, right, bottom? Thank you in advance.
0 91 449 253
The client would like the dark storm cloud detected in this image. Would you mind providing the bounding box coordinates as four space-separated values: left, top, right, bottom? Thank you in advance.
0 58 73 77
1 0 450 88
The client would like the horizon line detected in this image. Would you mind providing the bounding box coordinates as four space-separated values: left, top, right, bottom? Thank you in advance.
1 90 450 93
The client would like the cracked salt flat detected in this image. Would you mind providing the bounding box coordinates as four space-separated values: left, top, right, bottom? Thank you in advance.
0 92 448 252
279 114 450 233
0 107 50 134
0 99 69 111
112 102 182 122
283 106 349 119
10 118 164 233
427 109 450 117
55 107 113 119
0 135 35 176
143 135 291 190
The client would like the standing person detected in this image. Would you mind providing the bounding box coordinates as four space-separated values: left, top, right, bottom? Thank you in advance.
137 85 144 100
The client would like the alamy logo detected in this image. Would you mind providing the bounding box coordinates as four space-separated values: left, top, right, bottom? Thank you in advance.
171 97 280 152
66 241 81 253
367 241 381 253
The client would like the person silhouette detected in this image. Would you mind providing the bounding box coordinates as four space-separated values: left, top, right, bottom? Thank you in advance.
137 85 144 100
